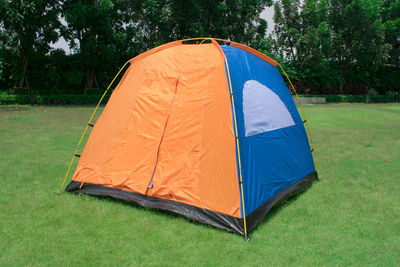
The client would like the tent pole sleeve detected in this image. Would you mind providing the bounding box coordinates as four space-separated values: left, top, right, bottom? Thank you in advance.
59 61 130 193
278 64 318 174
223 50 248 237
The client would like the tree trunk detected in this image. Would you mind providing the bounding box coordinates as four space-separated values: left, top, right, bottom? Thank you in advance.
339 63 345 94
84 68 99 94
14 55 30 92
85 68 93 91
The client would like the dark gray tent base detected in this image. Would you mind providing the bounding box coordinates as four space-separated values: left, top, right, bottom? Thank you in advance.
66 172 317 238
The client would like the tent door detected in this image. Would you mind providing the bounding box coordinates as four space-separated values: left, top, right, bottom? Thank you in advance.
147 77 179 190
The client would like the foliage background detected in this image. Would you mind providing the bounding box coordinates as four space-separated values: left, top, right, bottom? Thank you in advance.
0 0 399 95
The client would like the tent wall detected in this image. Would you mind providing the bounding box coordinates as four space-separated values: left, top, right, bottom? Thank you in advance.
221 46 316 218
71 43 241 218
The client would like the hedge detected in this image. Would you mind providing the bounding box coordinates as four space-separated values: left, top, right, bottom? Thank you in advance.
0 93 111 105
0 92 398 105
297 94 399 103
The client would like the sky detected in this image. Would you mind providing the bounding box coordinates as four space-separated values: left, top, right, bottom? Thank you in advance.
262 5 275 35
52 6 275 53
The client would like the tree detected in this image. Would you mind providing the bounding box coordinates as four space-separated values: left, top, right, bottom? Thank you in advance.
62 0 129 92
273 0 387 93
273 0 301 62
0 0 60 91
382 0 400 67
122 0 273 52
122 0 172 52
378 0 400 93
297 0 330 68
273 0 335 90
328 0 385 92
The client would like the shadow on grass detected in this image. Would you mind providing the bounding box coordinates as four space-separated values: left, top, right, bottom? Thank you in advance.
66 191 232 237
254 193 302 230
251 180 320 235
64 180 319 239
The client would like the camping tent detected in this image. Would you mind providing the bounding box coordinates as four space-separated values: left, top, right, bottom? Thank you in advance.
63 38 318 239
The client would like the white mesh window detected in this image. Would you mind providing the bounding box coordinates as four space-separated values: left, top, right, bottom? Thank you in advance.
243 80 295 137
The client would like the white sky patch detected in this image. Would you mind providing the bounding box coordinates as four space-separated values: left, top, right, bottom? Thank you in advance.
260 6 275 35
51 16 71 54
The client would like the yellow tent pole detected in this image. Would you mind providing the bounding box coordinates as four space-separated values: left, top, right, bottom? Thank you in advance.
59 61 130 193
278 64 318 173
223 45 249 240
193 37 247 238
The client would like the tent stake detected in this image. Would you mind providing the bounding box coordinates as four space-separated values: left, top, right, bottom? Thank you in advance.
243 234 251 242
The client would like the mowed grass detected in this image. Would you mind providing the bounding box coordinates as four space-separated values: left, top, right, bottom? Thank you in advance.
0 103 399 266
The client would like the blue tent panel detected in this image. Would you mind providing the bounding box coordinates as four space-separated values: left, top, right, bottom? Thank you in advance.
221 46 316 217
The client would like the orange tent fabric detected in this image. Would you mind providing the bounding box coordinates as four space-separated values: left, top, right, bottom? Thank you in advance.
71 43 241 217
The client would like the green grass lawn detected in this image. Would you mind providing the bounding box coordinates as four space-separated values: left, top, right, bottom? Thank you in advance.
1 103 399 266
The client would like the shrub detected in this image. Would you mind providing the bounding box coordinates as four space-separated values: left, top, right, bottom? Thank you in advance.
0 92 397 105
0 92 110 105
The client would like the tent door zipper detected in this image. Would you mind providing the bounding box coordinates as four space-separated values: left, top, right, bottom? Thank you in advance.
147 77 179 189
